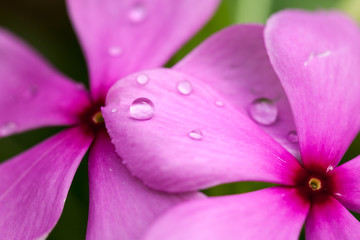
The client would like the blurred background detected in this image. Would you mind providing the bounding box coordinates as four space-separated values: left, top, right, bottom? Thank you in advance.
0 0 359 239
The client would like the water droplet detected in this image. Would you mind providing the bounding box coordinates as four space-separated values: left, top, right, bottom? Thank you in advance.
0 122 17 137
287 130 299 143
326 165 334 173
136 74 149 85
128 4 147 23
129 98 155 120
111 108 118 113
215 100 224 107
108 46 123 56
109 168 113 172
248 98 278 126
177 80 192 95
189 129 203 140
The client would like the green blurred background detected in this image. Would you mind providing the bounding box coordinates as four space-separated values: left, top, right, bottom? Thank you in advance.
0 0 359 239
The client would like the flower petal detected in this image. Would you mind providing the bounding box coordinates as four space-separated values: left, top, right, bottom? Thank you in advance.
86 130 202 240
0 127 93 240
0 28 91 138
264 10 360 168
305 197 360 239
174 24 299 158
331 155 360 213
66 0 220 100
103 68 303 192
144 187 309 240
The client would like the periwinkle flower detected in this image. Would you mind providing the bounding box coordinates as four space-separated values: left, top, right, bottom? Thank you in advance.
0 0 220 239
102 10 360 239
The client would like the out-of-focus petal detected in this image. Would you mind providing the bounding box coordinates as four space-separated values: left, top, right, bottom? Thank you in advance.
86 130 202 240
265 10 360 169
305 197 360 240
331 155 360 213
66 0 220 100
0 127 93 240
175 25 299 158
144 187 309 240
0 28 91 138
103 68 303 192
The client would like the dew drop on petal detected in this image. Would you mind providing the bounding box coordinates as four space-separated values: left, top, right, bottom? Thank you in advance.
248 98 278 125
128 4 147 23
189 129 203 140
0 122 17 137
129 98 155 120
215 100 224 107
108 46 123 56
136 74 149 85
287 130 299 143
111 108 118 113
177 80 192 95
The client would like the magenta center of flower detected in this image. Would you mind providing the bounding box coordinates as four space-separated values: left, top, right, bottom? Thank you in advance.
79 100 105 134
295 165 335 203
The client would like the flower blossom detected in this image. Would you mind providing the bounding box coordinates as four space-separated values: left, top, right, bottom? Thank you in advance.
101 10 360 239
0 0 220 239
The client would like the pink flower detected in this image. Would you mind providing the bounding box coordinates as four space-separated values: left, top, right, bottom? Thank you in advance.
0 0 220 239
102 10 360 239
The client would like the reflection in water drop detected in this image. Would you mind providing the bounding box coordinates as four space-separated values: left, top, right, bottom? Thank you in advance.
129 98 155 120
248 98 278 126
189 129 203 140
177 80 192 95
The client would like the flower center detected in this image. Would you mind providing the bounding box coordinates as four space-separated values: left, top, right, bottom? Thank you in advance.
295 165 336 203
79 100 105 134
308 177 322 191
91 111 104 124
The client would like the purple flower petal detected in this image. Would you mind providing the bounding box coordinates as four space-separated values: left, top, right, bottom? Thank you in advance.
144 187 309 240
0 28 91 138
305 197 360 239
0 127 93 239
331 156 360 213
174 24 299 158
86 130 202 240
103 68 303 192
264 10 360 169
66 0 220 100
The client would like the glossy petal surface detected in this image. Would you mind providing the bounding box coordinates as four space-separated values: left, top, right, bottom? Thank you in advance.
305 197 360 240
0 127 92 240
144 187 309 240
0 28 90 138
175 25 299 157
103 68 303 192
67 0 219 99
331 155 360 213
86 130 202 240
265 10 360 168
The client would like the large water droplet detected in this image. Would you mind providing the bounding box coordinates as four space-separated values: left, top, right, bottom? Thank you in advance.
248 98 278 125
136 74 149 85
128 4 147 23
287 130 298 143
108 46 123 56
177 81 192 95
129 98 155 120
0 122 17 137
189 129 203 140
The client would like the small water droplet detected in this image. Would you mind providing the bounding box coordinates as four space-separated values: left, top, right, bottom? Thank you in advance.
177 81 192 95
109 168 113 172
248 98 278 126
136 74 149 85
129 98 155 120
108 46 123 56
215 100 224 107
128 4 147 23
326 165 334 173
0 122 17 137
189 129 203 140
111 108 118 113
287 130 299 143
